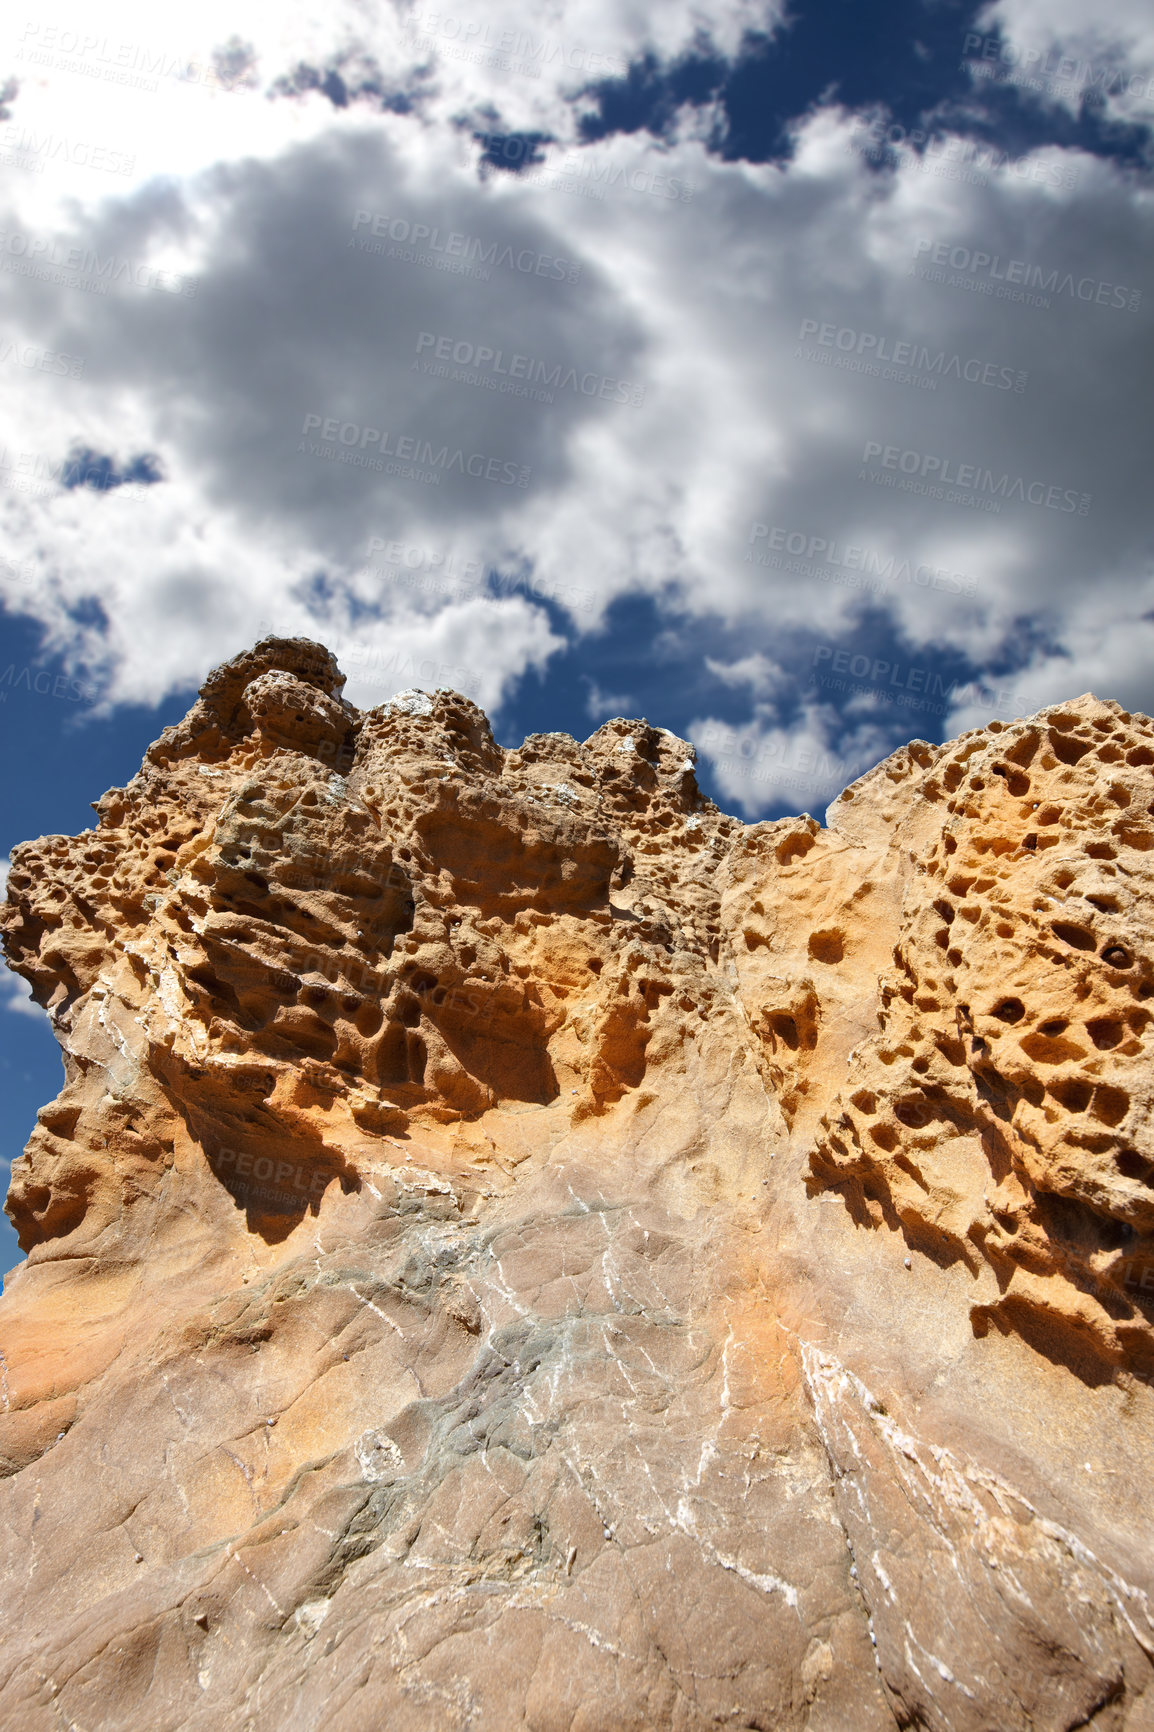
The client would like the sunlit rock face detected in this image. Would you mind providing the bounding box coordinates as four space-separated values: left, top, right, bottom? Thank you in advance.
1 637 1153 1731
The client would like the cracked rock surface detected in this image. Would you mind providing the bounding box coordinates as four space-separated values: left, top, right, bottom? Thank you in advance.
1 637 1154 1729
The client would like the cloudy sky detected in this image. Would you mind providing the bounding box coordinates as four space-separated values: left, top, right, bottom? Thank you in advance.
0 0 1152 1266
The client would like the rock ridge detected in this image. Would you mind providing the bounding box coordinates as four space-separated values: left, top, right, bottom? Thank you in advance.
0 637 1152 1730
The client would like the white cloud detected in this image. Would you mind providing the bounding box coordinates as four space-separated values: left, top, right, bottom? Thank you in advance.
972 0 1154 126
689 697 893 818
0 975 43 1020
582 676 635 718
0 0 784 184
0 5 1151 814
946 614 1154 735
705 652 786 697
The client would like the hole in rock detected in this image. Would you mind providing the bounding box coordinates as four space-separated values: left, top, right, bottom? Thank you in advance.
1048 1077 1093 1113
1022 1029 1086 1063
407 1033 427 1084
776 831 815 866
766 1012 799 1051
1046 928 1095 956
378 1022 410 1084
1005 731 1039 768
1053 922 1096 951
808 929 844 964
1091 1085 1130 1127
1049 731 1092 765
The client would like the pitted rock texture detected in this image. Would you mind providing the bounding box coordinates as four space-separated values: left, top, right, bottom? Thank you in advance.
1 639 1153 1732
724 701 1154 1385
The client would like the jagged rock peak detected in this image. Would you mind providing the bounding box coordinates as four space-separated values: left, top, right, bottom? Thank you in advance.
2 648 1154 1731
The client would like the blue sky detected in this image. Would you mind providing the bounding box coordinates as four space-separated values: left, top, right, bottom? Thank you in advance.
1 0 1153 1273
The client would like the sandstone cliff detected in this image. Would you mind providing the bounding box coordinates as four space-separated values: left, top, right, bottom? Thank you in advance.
1 636 1153 1730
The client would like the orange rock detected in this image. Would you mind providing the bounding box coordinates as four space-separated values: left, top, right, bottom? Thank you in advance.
1 640 1153 1729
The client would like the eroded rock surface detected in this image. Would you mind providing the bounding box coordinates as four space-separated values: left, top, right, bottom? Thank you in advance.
1 638 1153 1730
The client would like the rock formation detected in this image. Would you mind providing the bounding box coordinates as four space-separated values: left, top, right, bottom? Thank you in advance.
1 636 1153 1730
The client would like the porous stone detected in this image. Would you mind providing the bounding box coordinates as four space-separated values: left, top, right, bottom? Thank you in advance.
1 641 1152 1730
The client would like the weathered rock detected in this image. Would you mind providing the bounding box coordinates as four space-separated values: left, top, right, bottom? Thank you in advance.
1 640 1153 1730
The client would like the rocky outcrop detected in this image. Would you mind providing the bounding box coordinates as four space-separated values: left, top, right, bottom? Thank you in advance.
1 638 1153 1730
728 704 1154 1388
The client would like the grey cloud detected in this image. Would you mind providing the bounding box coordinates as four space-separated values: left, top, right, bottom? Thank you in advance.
1 126 647 567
